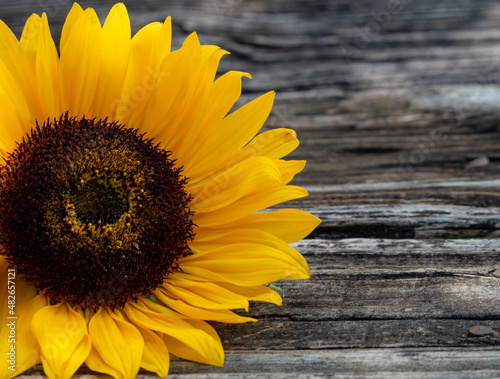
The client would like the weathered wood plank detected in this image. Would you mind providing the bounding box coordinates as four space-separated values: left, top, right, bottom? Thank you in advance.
294 238 499 318
20 348 500 378
292 177 500 208
215 238 500 347
166 347 500 378
249 274 500 320
214 319 500 351
283 117 500 188
298 238 500 273
303 204 500 238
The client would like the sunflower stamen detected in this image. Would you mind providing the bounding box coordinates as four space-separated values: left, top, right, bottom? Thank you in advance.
71 177 129 225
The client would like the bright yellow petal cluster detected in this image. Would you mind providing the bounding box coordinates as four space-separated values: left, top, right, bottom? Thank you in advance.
0 3 320 378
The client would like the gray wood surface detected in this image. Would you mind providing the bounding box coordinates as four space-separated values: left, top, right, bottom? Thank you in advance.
5 0 500 377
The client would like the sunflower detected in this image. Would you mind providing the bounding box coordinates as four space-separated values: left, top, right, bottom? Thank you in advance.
0 3 320 379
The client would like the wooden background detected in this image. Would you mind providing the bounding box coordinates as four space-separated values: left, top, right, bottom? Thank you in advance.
8 0 500 377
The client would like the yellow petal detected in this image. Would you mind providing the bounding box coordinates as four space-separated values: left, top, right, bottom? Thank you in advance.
36 13 61 119
161 281 249 310
114 17 171 123
93 3 131 119
160 46 228 153
218 283 283 306
195 209 321 244
175 71 251 162
129 17 171 71
31 302 90 379
0 26 36 153
59 7 102 118
237 128 300 161
161 318 223 366
153 287 255 323
163 273 283 306
0 79 32 156
185 91 275 181
190 229 309 273
85 347 122 379
275 159 306 184
187 128 302 194
179 243 309 286
190 156 282 212
135 325 169 378
19 14 42 71
192 168 308 228
137 32 201 137
0 20 43 122
0 284 47 378
86 308 143 379
138 34 227 155
124 299 222 365
60 3 84 53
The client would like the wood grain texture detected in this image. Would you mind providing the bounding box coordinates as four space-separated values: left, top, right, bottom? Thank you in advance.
4 0 500 377
20 348 500 378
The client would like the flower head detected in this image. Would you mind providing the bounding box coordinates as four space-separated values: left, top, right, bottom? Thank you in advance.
0 3 320 378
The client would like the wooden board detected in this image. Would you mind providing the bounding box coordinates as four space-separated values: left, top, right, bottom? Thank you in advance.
5 0 500 377
20 348 500 378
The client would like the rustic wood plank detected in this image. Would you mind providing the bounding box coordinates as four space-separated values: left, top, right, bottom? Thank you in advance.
298 238 500 273
282 113 500 188
233 238 500 321
293 177 500 208
167 347 500 378
208 238 500 352
214 319 500 350
304 204 500 238
22 348 500 378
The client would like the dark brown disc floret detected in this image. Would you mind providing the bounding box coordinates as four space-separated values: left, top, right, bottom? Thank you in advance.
0 114 194 310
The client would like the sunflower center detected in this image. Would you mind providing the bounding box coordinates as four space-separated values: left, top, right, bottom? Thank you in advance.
0 114 194 310
72 178 129 225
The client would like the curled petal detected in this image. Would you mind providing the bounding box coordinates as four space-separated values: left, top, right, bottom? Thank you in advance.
86 308 143 379
180 242 309 286
238 128 300 162
161 318 224 367
31 302 90 379
136 325 170 377
190 228 310 273
154 286 255 323
124 299 222 365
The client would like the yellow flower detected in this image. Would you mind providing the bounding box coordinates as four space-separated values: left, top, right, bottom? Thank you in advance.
0 3 320 379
